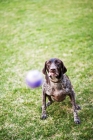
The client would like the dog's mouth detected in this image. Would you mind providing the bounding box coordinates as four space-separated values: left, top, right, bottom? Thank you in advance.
48 71 59 78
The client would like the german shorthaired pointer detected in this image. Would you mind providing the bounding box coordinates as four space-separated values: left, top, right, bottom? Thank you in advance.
41 58 80 124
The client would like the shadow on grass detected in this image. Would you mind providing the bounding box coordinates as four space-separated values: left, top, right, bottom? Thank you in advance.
1 88 93 140
39 96 93 139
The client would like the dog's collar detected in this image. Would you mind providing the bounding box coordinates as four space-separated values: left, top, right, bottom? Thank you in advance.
50 79 62 83
49 76 63 83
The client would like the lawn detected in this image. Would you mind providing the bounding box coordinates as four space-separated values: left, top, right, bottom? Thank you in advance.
0 0 93 139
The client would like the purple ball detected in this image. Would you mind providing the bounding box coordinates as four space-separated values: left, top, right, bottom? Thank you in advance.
26 70 43 88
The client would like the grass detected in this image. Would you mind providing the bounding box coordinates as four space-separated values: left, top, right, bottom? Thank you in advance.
0 0 93 139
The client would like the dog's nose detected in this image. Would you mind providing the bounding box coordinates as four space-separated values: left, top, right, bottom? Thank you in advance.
50 63 56 71
50 68 55 70
50 68 56 72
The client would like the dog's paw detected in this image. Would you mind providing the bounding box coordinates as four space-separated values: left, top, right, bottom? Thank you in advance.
41 114 47 120
76 104 81 110
74 118 80 124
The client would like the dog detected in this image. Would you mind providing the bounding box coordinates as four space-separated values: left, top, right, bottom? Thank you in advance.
41 58 80 124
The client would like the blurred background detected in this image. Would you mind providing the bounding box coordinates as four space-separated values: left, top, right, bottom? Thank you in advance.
0 0 93 139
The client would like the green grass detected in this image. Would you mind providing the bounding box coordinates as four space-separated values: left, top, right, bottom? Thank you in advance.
0 0 93 139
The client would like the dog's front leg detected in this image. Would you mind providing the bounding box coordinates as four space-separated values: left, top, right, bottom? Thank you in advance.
46 95 53 108
41 90 47 119
69 90 80 124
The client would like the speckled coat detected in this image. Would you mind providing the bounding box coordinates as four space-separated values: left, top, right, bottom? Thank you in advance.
41 58 81 124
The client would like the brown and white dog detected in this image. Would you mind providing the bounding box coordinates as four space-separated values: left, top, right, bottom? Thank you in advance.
41 58 80 124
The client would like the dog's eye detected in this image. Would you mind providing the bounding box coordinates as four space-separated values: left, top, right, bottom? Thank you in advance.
47 61 51 65
55 61 60 65
47 63 50 67
57 63 60 67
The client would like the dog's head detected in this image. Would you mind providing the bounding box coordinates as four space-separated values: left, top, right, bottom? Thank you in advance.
42 58 67 82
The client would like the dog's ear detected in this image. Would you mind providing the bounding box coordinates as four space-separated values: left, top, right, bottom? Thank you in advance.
61 61 67 74
42 61 50 84
42 61 47 75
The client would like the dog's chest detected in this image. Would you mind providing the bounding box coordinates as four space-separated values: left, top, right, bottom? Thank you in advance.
46 82 67 97
52 83 67 101
43 74 72 101
44 76 72 101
